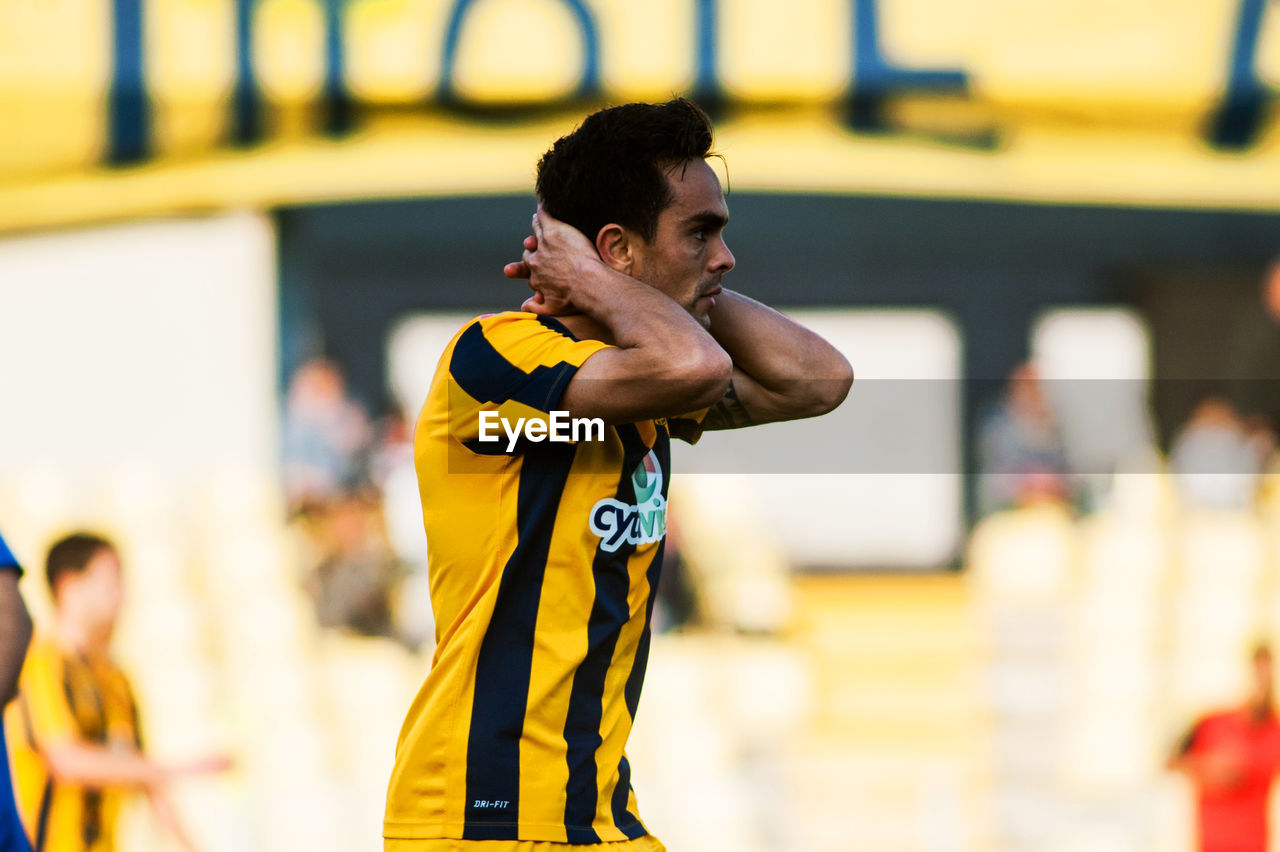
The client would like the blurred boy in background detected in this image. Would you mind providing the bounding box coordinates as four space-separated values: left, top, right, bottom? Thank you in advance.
1169 643 1280 852
0 528 34 851
4 533 226 852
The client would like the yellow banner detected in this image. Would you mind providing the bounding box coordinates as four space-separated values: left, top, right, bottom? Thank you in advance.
1 0 1279 226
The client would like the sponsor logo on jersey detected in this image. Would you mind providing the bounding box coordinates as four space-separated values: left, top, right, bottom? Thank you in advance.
589 450 667 553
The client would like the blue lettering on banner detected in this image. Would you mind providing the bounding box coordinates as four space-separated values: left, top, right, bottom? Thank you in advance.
231 0 262 146
1207 0 1276 149
693 0 720 103
848 0 968 128
438 0 602 103
108 0 148 164
322 0 354 135
95 0 1280 167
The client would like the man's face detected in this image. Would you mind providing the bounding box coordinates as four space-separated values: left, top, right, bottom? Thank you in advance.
76 548 125 635
630 159 735 328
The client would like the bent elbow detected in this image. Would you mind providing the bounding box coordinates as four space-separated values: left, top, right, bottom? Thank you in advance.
680 345 733 411
802 356 853 418
827 357 854 412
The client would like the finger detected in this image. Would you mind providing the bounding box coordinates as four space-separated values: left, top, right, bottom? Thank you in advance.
531 209 545 242
535 204 565 229
532 207 594 251
503 261 531 279
524 234 538 251
521 296 555 315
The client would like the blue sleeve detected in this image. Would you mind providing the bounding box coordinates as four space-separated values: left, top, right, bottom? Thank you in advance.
0 723 31 852
0 532 20 576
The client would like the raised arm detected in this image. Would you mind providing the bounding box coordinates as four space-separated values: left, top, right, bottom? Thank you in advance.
507 210 851 430
41 745 225 852
42 737 229 790
511 211 732 424
20 643 231 791
42 741 168 788
699 291 853 430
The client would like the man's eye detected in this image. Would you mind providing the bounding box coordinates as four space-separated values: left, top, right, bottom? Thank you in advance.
693 230 706 242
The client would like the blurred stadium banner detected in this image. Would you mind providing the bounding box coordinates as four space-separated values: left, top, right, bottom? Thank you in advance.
2 0 1279 231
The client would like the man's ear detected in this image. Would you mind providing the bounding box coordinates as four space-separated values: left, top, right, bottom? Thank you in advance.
595 224 634 274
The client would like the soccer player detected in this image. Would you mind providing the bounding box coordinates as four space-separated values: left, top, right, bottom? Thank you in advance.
1169 643 1280 852
5 533 227 852
0 528 34 852
384 98 853 850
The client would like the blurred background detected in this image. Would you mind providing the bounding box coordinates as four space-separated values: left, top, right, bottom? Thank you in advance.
3 0 1280 849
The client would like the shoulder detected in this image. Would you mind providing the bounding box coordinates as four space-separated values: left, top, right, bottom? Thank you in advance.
1199 710 1231 726
449 311 609 375
26 635 60 660
0 531 19 573
1194 710 1240 736
456 312 587 348
21 635 65 676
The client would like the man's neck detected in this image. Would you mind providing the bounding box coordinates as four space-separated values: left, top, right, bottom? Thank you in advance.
551 313 615 345
53 613 105 658
1246 694 1275 723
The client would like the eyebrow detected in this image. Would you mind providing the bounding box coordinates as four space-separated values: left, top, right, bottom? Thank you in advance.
683 210 729 230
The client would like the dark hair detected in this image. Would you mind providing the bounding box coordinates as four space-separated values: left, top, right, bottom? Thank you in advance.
535 98 715 243
46 532 115 594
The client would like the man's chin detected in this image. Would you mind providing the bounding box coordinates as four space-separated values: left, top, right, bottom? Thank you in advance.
688 298 716 327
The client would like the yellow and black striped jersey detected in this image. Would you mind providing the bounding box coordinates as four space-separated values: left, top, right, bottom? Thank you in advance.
5 636 141 852
384 311 703 845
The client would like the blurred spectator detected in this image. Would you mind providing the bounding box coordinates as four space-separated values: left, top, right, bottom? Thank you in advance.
369 403 412 492
0 528 33 852
283 361 409 639
977 363 1072 516
302 495 400 639
281 358 372 513
1228 259 1280 433
370 404 427 568
4 533 229 852
1169 395 1268 511
370 404 435 647
652 517 700 634
1169 643 1280 852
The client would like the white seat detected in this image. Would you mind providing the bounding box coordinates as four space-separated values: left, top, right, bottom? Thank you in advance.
1176 511 1265 591
969 505 1076 608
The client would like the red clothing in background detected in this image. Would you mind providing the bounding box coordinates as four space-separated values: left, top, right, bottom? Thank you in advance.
1182 709 1280 852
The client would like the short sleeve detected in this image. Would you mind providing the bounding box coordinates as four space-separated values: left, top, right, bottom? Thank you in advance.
1175 721 1200 757
667 407 711 445
446 313 610 450
0 531 21 576
16 644 78 750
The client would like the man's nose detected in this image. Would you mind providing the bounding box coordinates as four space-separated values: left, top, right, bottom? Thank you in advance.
714 240 735 272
